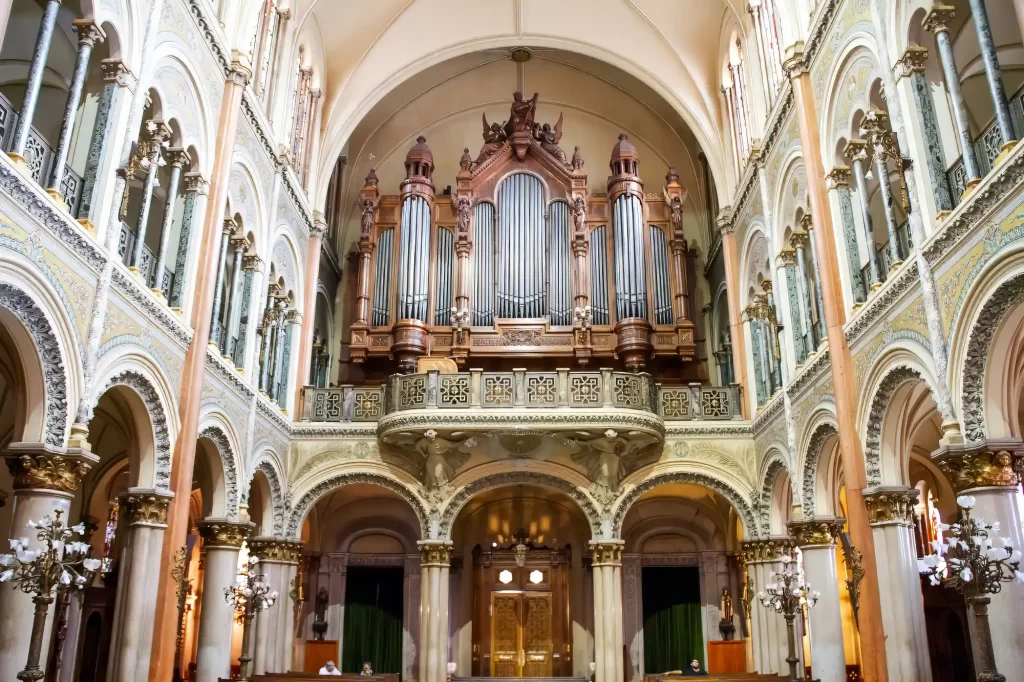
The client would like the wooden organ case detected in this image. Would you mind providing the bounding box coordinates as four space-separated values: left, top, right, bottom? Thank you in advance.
471 543 572 678
349 93 697 372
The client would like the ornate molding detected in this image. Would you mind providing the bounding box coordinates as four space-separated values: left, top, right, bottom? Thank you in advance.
379 411 665 438
240 93 283 172
123 488 173 525
6 452 90 492
418 541 452 566
740 537 795 563
248 537 303 563
802 422 838 515
287 472 428 538
862 486 919 526
864 366 925 486
785 346 832 399
185 0 232 77
664 423 753 437
198 425 239 519
751 392 785 436
251 459 286 535
111 268 193 345
197 518 254 548
101 370 172 489
758 458 788 535
0 282 68 446
788 516 845 547
936 448 1020 492
290 425 378 439
256 395 291 432
280 167 313 235
590 541 624 565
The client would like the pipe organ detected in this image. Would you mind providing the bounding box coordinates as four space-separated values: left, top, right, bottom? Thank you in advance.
349 93 697 372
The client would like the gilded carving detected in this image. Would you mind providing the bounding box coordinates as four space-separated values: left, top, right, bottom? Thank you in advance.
123 490 173 525
788 517 845 547
862 487 919 526
419 541 453 565
7 453 90 492
198 520 254 548
248 537 303 563
590 542 624 565
740 538 795 563
939 450 1019 492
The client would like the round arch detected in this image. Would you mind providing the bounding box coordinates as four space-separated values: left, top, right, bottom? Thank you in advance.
801 421 838 516
95 369 172 490
757 456 790 536
197 424 241 519
287 471 429 538
247 453 286 535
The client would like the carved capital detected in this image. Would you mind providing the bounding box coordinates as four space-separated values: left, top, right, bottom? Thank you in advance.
311 210 328 239
862 486 919 526
590 541 624 566
825 166 851 190
778 247 797 266
198 519 255 548
285 308 302 325
243 254 264 272
799 213 814 232
123 488 174 525
843 139 871 164
222 217 237 236
229 51 253 87
418 541 452 566
938 450 1020 492
923 5 955 35
248 537 304 564
716 207 736 235
896 46 928 78
183 171 210 196
788 517 845 547
72 19 106 48
782 44 808 79
165 147 191 169
6 452 91 492
740 537 795 563
100 58 132 87
789 229 809 250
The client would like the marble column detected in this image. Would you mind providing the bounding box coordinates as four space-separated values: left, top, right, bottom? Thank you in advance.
418 541 452 682
741 538 795 676
248 537 303 674
194 519 254 682
78 59 131 226
716 211 750 418
107 489 174 682
168 172 209 311
843 141 882 290
8 0 61 164
277 309 300 411
924 6 982 191
790 518 846 682
862 486 932 682
777 249 806 365
801 215 827 344
294 213 327 411
222 234 248 356
209 218 237 352
151 148 190 296
968 0 1017 152
46 19 105 205
825 167 867 306
784 45 889 682
0 445 96 682
862 111 904 273
591 541 624 682
789 230 816 353
234 254 261 369
129 120 172 273
258 284 282 394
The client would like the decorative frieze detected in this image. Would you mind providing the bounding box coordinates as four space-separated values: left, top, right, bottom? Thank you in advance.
862 486 919 526
248 537 304 563
788 517 845 547
740 537 795 563
935 447 1020 492
197 519 255 548
6 451 91 492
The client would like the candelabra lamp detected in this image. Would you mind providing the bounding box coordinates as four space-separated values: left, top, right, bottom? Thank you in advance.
758 554 819 682
919 495 1023 682
0 510 101 681
225 557 279 682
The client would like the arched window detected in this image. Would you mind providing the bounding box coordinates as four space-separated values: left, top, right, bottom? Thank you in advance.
289 49 318 185
722 43 752 172
749 0 785 102
248 0 281 100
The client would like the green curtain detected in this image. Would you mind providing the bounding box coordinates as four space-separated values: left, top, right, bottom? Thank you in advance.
342 567 404 675
642 567 704 673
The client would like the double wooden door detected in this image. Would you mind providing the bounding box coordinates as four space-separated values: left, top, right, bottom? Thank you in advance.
490 592 553 677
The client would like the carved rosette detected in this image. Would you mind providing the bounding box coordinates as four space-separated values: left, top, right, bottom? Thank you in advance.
614 318 653 371
418 541 453 567
788 517 845 547
590 541 624 566
6 453 91 493
198 519 255 549
740 537 795 564
937 450 1020 492
392 319 431 373
862 487 919 527
123 489 174 526
248 537 304 564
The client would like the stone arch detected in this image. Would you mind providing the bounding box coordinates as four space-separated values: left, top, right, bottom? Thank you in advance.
864 364 933 486
758 457 788 535
248 454 286 535
801 421 838 516
197 425 240 519
287 471 428 538
441 472 602 540
97 370 172 490
0 281 68 446
612 470 758 540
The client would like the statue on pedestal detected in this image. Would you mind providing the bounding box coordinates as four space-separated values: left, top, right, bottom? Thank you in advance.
312 586 329 641
718 587 736 641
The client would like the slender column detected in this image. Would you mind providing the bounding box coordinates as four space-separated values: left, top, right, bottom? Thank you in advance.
168 172 209 310
741 539 795 676
862 113 904 273
107 489 174 682
148 54 252 682
193 520 253 682
748 2 774 104
717 210 750 418
234 254 261 369
784 45 889 682
801 215 827 344
0 446 95 682
222 234 248 356
418 541 452 682
355 175 379 326
78 59 130 225
590 541 624 682
151 148 190 296
46 19 105 205
790 518 846 682
209 218 236 352
844 142 882 290
863 487 932 682
789 231 816 353
777 248 806 365
258 283 282 394
293 213 326 411
924 6 982 190
968 0 1017 151
248 538 303 674
743 311 765 404
277 309 300 411
825 167 867 306
8 0 61 163
130 120 172 273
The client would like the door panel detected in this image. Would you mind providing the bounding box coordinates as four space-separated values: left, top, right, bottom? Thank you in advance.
491 594 521 677
522 594 553 677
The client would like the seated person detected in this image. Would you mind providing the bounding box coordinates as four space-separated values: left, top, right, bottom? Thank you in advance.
361 661 374 676
319 660 342 676
682 659 707 676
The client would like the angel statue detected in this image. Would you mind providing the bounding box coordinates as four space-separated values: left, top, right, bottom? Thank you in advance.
474 114 508 168
415 429 473 493
504 91 539 137
533 113 567 165
565 428 659 504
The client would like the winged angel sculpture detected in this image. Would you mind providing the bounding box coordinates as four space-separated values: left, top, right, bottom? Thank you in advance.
473 92 569 170
384 429 476 503
562 429 660 505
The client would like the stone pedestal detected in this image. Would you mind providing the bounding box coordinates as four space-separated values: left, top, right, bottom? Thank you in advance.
591 541 624 682
194 519 254 682
790 517 846 682
418 541 452 682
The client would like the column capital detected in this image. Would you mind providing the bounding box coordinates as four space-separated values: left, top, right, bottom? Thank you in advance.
933 445 1021 492
923 5 956 35
223 216 238 235
284 308 302 325
184 170 210 195
862 485 920 526
789 229 809 249
843 138 871 164
740 536 795 563
782 43 808 79
778 247 797 266
277 7 292 20
825 165 851 190
230 233 250 252
243 253 264 272
716 206 736 235
229 50 253 87
121 487 174 525
100 58 133 87
895 45 929 79
4 445 96 493
165 147 191 169
248 536 304 564
788 516 846 547
799 213 814 232
418 540 453 566
197 518 256 548
590 540 624 565
72 18 106 48
311 210 328 239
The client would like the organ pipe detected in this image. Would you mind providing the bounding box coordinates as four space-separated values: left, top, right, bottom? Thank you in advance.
651 225 672 325
496 173 546 318
473 202 494 326
590 226 610 325
548 200 572 325
435 227 455 325
612 193 648 320
371 228 394 326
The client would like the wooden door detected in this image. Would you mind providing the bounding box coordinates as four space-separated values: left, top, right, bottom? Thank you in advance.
522 593 553 676
491 594 521 677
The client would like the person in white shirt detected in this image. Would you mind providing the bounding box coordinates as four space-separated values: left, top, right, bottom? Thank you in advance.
319 660 342 675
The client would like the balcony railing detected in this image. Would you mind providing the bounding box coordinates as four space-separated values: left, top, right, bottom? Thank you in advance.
0 92 84 215
300 373 743 423
859 220 913 299
117 222 174 297
946 86 1024 204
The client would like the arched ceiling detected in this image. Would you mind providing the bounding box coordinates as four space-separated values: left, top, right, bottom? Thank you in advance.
291 0 744 210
